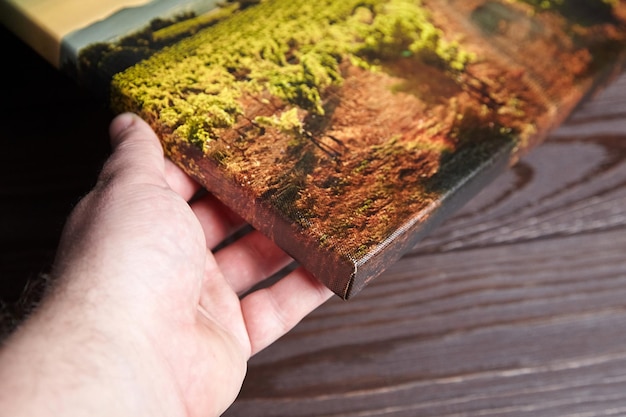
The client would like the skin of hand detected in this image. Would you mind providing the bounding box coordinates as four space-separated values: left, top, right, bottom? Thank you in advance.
0 113 334 417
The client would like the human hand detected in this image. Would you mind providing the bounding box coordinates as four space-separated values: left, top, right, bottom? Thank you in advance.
0 113 333 417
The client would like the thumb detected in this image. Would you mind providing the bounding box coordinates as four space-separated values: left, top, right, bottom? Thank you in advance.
100 112 167 187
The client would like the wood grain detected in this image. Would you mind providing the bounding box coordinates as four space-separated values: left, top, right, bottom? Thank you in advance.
2 24 626 417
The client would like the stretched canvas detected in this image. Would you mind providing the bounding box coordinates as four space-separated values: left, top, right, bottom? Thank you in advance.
2 0 625 298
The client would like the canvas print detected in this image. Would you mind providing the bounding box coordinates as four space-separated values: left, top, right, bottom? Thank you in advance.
2 0 626 298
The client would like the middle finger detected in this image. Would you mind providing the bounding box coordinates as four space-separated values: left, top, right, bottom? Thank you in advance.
215 230 295 295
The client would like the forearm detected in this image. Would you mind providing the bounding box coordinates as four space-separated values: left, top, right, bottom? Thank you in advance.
0 289 185 417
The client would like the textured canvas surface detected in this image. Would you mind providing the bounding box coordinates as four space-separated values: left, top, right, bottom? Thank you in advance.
3 0 626 298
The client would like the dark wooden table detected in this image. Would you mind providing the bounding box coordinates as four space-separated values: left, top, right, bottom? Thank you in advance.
3 25 626 416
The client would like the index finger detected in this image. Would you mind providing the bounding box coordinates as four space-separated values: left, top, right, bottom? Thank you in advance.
164 158 202 202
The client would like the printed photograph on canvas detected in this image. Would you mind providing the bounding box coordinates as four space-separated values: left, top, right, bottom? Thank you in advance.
11 0 623 297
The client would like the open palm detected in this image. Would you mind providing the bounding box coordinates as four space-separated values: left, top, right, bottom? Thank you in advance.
0 113 332 417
